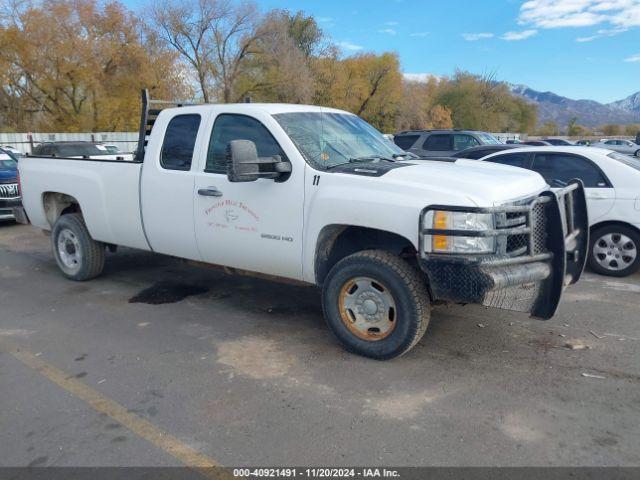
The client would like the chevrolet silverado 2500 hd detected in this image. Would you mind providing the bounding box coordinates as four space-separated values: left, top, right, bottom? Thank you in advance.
14 91 588 359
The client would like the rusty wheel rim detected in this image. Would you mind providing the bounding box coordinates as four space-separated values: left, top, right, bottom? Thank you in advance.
338 276 397 341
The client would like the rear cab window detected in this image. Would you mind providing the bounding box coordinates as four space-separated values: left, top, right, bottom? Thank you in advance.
161 114 201 171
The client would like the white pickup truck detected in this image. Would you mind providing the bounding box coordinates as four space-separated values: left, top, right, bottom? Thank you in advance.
14 91 589 359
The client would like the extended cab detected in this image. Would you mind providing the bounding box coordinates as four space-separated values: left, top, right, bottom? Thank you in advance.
15 91 589 359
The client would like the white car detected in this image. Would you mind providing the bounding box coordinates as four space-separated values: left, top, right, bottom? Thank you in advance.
482 146 640 277
591 139 640 157
15 91 587 359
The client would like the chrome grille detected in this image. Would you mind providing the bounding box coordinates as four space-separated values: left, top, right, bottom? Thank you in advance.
0 183 19 199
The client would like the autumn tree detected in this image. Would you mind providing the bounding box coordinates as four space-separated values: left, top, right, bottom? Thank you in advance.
313 52 402 131
0 0 188 131
537 121 559 136
233 10 321 103
602 124 621 136
624 124 639 136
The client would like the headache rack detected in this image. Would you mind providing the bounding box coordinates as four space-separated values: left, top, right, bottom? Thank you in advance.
135 89 200 163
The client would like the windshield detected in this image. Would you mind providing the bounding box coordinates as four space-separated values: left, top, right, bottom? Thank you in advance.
273 112 407 169
608 152 640 172
58 144 110 156
0 156 17 169
477 132 501 145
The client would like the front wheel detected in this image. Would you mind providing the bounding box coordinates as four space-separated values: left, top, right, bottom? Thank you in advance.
52 213 105 281
588 225 640 277
322 250 430 360
634 150 640 158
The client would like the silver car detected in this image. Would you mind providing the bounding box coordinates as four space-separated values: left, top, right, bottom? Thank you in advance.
591 139 640 157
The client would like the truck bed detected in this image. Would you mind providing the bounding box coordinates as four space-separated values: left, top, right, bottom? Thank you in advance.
19 156 150 250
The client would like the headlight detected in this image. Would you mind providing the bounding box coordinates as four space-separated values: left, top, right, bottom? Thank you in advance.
423 210 496 254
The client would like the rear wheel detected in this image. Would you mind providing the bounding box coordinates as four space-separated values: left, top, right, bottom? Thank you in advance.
634 149 640 158
52 213 105 281
588 224 640 277
322 250 430 360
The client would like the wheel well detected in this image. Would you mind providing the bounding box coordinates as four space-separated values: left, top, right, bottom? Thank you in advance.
590 220 640 238
314 225 417 285
42 192 81 227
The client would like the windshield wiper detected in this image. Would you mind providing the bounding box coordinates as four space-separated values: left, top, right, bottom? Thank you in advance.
326 155 396 170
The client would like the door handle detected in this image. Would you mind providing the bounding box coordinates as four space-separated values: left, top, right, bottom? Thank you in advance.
198 187 223 197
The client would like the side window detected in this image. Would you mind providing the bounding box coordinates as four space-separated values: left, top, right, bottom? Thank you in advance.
453 134 480 151
531 154 608 188
605 140 616 145
206 114 286 174
393 135 419 150
423 134 451 151
485 152 529 168
161 114 201 171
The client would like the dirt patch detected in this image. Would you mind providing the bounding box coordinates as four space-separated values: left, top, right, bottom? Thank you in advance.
129 281 208 305
216 336 296 380
366 390 443 420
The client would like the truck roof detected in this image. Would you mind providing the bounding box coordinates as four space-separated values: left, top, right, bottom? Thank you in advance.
161 103 351 116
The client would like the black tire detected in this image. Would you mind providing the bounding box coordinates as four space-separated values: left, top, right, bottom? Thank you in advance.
588 224 640 277
322 250 430 360
51 213 105 281
634 149 640 158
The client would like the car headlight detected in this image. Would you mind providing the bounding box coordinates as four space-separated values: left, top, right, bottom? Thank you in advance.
422 210 496 254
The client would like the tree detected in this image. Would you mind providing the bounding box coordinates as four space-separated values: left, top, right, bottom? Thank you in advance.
433 71 537 132
537 121 559 136
313 52 403 131
602 124 621 136
232 10 319 103
624 124 640 136
0 0 188 131
150 0 262 103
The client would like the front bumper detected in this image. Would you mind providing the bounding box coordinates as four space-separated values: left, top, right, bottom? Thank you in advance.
419 181 588 319
0 197 21 221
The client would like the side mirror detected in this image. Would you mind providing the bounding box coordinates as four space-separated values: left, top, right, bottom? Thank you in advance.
226 140 291 183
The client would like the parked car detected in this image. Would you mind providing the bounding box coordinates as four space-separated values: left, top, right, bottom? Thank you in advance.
520 140 552 146
590 139 640 157
2 145 25 159
15 91 587 359
102 144 120 154
575 140 591 146
453 144 522 160
542 138 574 146
505 139 521 144
393 129 502 157
0 152 20 221
482 146 640 277
31 141 133 160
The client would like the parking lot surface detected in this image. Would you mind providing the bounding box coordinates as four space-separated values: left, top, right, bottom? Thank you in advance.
1 221 639 467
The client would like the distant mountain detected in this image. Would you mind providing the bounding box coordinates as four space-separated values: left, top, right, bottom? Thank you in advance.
609 91 640 115
508 84 640 127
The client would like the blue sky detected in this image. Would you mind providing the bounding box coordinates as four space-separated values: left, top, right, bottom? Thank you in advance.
127 0 640 103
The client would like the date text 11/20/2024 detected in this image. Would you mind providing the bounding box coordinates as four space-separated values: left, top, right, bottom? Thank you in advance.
232 468 401 478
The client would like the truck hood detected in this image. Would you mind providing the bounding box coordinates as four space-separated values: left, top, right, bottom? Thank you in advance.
386 159 548 206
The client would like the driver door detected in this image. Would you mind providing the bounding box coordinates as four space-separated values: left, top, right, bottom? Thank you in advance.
193 112 304 280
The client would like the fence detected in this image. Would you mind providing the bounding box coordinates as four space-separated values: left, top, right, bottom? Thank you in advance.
0 132 138 154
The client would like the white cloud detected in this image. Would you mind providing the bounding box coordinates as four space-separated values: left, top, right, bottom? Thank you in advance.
378 28 397 35
576 26 627 40
501 29 538 40
410 31 430 37
337 41 364 51
462 32 494 41
624 53 640 62
403 73 439 83
518 0 640 29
